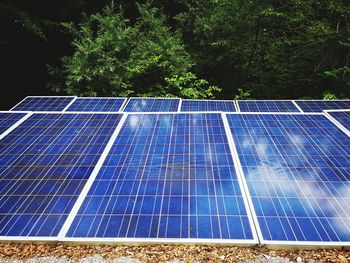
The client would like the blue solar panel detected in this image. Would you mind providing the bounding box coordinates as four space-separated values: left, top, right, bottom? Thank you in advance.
67 113 255 241
295 100 350 112
11 97 75 112
181 100 236 112
123 98 180 112
227 113 350 243
238 100 299 112
0 113 122 237
327 111 350 131
65 98 126 112
0 112 27 134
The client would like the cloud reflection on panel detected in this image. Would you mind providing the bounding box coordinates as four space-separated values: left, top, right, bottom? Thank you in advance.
227 113 350 242
125 113 219 181
67 113 254 240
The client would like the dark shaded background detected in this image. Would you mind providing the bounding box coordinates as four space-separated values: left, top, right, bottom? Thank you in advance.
0 0 111 110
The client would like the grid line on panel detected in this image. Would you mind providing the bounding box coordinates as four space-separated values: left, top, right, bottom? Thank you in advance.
238 101 300 112
295 100 350 112
0 113 122 237
65 98 126 112
327 111 350 133
226 113 350 243
11 97 75 112
181 100 236 112
0 112 28 135
292 101 304 112
58 113 128 239
66 113 254 242
123 98 180 112
62 97 78 111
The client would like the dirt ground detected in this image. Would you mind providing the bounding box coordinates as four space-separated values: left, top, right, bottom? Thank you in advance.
0 243 349 262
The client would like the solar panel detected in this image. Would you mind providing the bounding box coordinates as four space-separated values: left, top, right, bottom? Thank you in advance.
326 110 350 131
65 98 126 112
123 98 180 112
237 100 300 112
11 96 75 112
227 113 350 244
0 112 27 135
66 113 256 242
0 113 122 237
295 100 350 112
181 100 236 112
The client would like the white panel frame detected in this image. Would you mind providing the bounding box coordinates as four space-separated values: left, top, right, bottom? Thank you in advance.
223 111 350 248
221 113 259 244
63 97 128 112
58 113 128 239
291 100 304 112
177 98 182 112
0 111 33 140
234 100 240 112
62 237 256 245
10 96 77 112
62 97 78 111
323 109 350 137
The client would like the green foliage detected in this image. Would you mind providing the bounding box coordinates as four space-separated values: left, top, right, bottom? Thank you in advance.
175 0 350 99
164 72 221 99
49 3 219 98
234 88 251 100
4 0 349 100
322 91 338 100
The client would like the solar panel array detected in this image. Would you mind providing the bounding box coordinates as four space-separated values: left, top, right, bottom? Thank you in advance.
181 100 236 112
1 96 349 246
0 113 122 237
11 97 75 112
65 98 126 112
237 100 300 112
295 100 350 112
66 113 254 241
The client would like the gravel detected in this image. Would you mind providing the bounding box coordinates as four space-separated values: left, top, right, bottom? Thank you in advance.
0 256 309 263
0 243 349 263
242 256 293 262
0 256 143 263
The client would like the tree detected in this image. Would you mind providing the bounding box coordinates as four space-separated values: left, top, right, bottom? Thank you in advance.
175 0 350 99
50 3 220 98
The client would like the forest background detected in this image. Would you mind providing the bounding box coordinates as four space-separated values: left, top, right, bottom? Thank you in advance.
1 0 349 109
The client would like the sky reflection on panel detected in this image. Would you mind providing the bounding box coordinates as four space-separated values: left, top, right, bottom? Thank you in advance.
228 114 350 242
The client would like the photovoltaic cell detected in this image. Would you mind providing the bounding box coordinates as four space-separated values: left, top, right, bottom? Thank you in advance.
11 97 75 112
123 98 180 112
295 100 350 112
327 111 350 131
65 98 126 112
238 100 299 112
227 113 350 243
181 100 236 112
0 113 122 237
0 112 27 135
67 113 255 241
